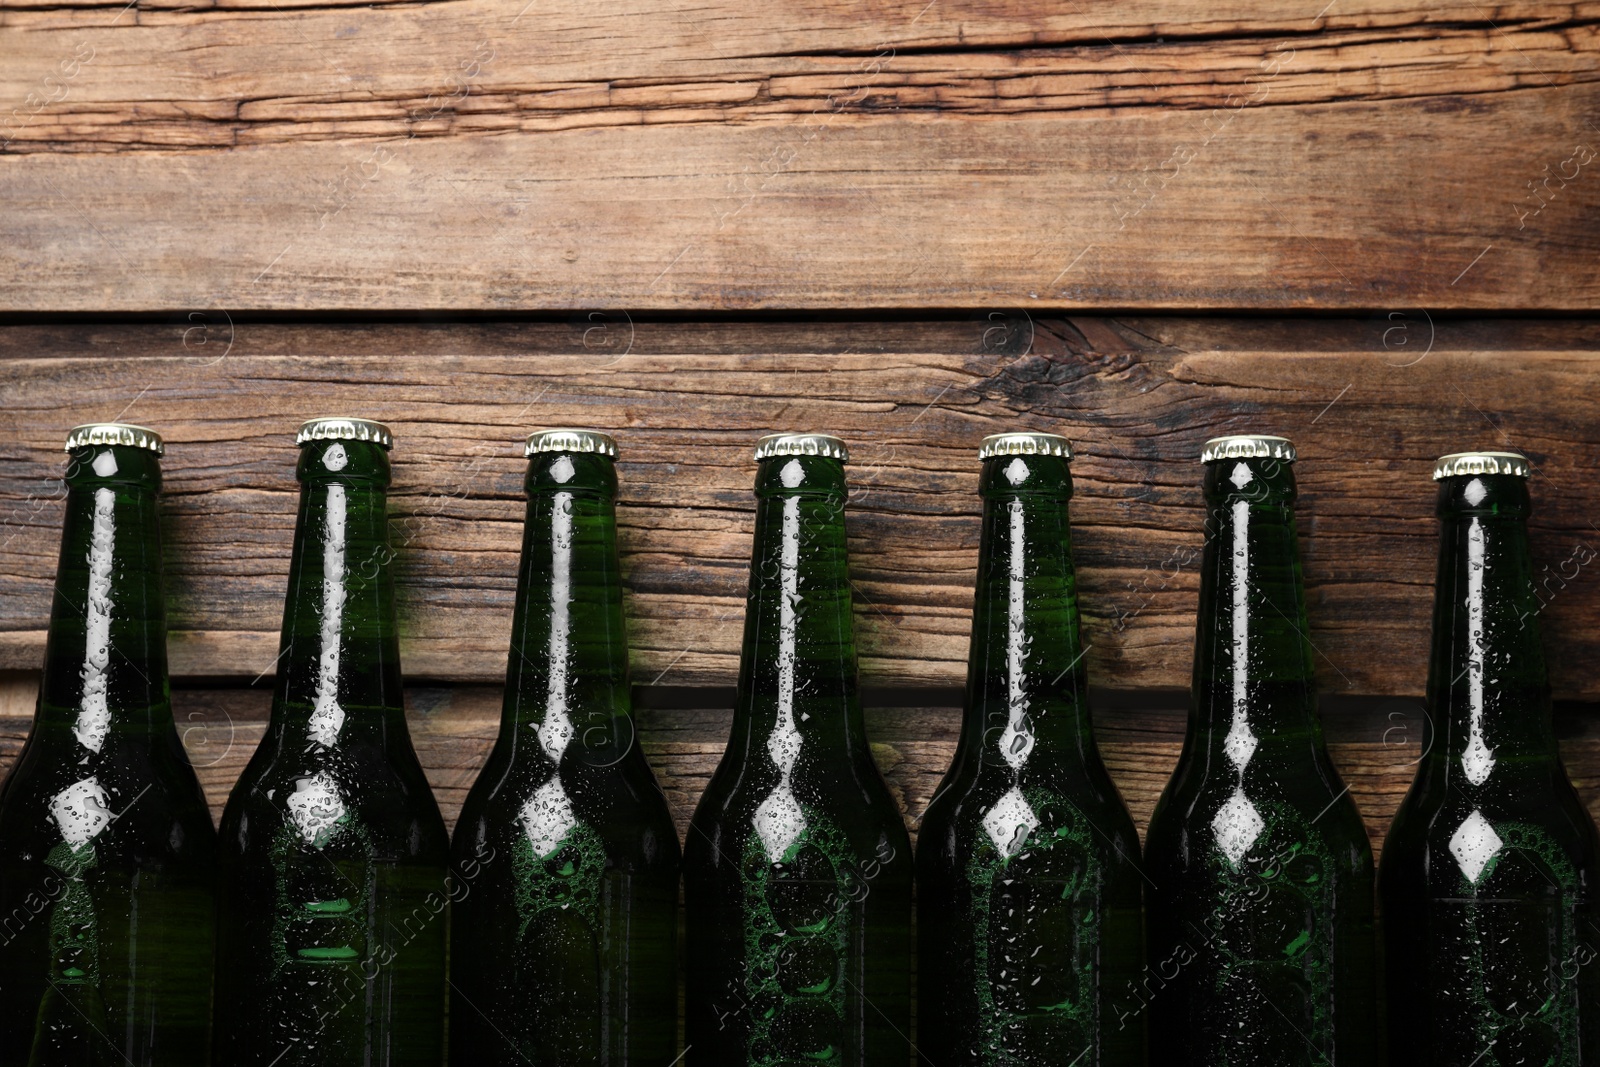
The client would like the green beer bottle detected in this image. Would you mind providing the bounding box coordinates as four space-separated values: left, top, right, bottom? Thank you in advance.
0 423 216 1067
214 418 449 1067
684 433 913 1067
917 432 1144 1066
1143 434 1376 1065
1381 451 1600 1064
450 429 680 1065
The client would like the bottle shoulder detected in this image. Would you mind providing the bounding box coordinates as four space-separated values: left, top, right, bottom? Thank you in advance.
1383 767 1600 880
220 737 447 859
920 762 1136 843
916 780 1142 896
693 748 904 824
685 766 912 877
456 756 679 863
0 742 216 864
1145 761 1372 881
1154 738 1355 816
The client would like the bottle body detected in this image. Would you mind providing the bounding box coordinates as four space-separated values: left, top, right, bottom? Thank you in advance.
917 446 1143 1066
0 438 216 1067
1143 446 1375 1065
450 445 681 1066
683 445 913 1067
1381 467 1600 1065
214 432 448 1067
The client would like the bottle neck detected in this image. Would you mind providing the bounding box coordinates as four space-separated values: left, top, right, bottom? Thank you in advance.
38 444 171 743
1191 456 1321 756
272 440 403 742
733 455 863 752
503 453 632 764
1425 474 1557 780
961 454 1094 774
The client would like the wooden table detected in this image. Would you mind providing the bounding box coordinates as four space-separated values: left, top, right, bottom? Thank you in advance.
3 0 1599 857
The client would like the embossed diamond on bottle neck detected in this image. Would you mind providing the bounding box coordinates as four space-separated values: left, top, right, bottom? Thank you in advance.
981 787 1039 858
1212 788 1265 866
1449 809 1505 884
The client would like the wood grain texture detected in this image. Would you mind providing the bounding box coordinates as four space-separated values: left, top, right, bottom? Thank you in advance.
3 316 1599 696
2 674 1597 864
2 0 1599 309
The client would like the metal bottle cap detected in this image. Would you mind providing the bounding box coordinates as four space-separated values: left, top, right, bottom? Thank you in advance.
296 417 394 450
978 432 1072 461
65 423 164 455
525 429 618 458
1433 451 1530 480
1201 434 1297 463
754 433 849 463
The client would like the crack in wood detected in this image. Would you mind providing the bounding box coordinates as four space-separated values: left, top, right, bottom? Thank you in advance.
3 17 1598 151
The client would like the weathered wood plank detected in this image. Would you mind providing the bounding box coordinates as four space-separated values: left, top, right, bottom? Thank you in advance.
3 675 1597 864
6 14 1596 149
3 317 1598 696
1 0 1597 309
